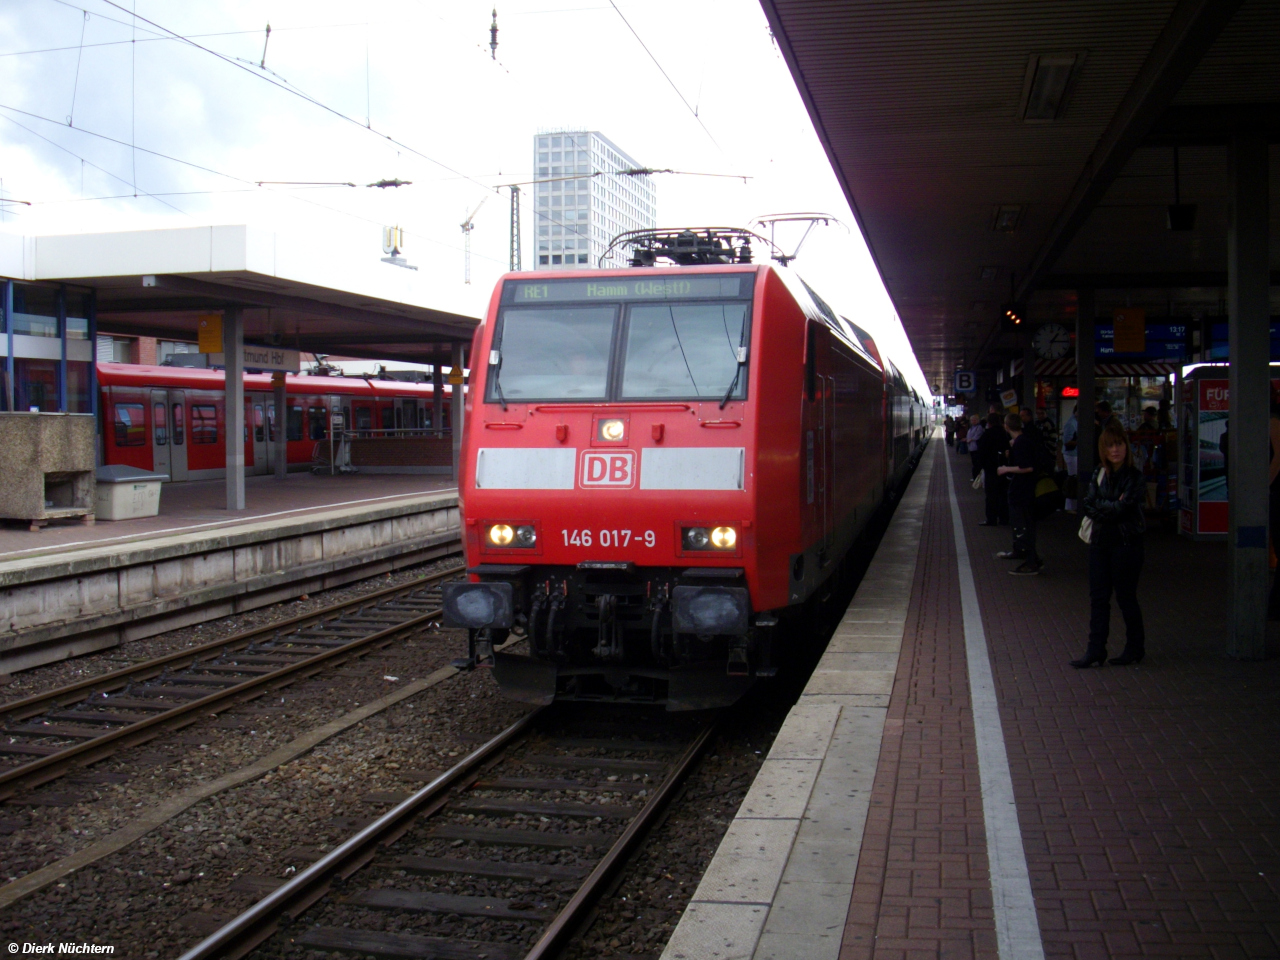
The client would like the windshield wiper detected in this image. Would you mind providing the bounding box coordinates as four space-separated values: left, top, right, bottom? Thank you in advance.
489 349 508 411
719 345 748 409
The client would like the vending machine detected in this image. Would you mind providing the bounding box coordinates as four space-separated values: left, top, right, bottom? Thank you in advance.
1178 365 1280 540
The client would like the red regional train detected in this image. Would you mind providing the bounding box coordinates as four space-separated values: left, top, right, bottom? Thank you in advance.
443 228 929 710
97 364 449 480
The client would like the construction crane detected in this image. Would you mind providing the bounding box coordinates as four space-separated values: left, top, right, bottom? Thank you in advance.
461 196 488 284
507 185 521 272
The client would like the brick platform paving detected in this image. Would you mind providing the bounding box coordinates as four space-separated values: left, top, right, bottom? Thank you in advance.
841 450 998 960
842 444 1280 959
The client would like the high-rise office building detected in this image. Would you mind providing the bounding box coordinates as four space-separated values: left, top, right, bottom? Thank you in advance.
533 130 657 270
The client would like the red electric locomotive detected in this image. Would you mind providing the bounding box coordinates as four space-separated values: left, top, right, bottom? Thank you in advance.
97 364 449 481
443 229 927 710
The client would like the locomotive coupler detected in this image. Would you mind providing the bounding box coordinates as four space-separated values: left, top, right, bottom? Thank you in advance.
453 627 496 671
592 593 624 661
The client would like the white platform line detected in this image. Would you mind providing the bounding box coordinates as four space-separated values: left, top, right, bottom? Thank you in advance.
942 450 1045 960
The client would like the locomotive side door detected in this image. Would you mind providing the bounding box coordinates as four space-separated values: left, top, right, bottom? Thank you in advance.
168 390 189 481
150 390 171 480
249 393 269 475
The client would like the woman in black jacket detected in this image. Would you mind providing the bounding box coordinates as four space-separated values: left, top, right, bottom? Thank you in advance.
1071 421 1146 668
976 412 1009 525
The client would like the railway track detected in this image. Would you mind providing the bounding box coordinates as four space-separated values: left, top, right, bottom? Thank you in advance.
176 707 716 960
0 564 465 802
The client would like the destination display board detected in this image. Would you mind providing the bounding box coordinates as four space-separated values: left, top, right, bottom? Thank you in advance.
506 274 751 304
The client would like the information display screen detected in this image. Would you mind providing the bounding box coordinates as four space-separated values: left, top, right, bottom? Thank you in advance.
506 274 750 304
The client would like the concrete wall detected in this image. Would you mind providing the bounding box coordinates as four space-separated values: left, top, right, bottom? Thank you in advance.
0 414 96 522
0 493 461 674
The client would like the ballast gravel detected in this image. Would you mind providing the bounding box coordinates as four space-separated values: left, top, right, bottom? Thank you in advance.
0 556 462 702
0 643 530 958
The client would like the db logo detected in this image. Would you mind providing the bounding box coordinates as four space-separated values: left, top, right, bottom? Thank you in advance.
580 450 635 487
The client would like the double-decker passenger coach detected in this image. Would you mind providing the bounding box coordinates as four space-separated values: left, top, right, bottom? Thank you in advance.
443 229 926 709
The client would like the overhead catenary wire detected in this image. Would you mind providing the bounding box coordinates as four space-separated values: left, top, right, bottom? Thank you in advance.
0 104 492 262
67 10 88 125
605 0 721 151
95 0 495 192
0 22 369 58
0 111 193 218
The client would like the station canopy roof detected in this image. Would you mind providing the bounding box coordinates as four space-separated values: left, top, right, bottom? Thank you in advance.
0 225 479 365
758 0 1280 389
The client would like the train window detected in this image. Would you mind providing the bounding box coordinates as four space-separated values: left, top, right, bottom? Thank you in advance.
153 402 168 446
355 406 373 434
114 403 146 447
489 306 615 401
621 303 749 400
254 405 265 442
380 407 394 431
308 407 327 441
267 403 277 442
287 406 303 442
342 406 351 434
191 405 218 444
172 404 184 445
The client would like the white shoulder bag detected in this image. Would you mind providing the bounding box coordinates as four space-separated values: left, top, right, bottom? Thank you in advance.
1077 467 1104 544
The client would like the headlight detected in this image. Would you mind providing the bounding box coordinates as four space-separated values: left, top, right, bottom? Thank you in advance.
486 523 536 548
710 525 737 549
683 526 738 551
599 418 625 442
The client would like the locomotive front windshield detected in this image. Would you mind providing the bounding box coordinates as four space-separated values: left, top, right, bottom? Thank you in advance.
490 273 753 403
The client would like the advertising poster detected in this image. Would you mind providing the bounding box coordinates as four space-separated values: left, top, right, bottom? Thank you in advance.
1197 378 1229 533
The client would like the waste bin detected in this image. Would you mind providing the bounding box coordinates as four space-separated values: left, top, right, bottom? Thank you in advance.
95 465 168 521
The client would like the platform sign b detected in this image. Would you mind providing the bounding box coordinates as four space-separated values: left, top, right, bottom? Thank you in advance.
954 370 976 394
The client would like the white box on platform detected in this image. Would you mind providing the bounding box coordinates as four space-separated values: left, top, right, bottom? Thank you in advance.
95 465 167 520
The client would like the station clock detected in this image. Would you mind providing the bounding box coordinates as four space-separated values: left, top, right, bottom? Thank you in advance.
1032 322 1072 360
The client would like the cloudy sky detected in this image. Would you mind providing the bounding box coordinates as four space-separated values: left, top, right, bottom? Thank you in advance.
0 0 930 394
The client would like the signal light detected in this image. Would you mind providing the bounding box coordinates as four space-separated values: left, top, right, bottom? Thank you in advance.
1001 302 1026 333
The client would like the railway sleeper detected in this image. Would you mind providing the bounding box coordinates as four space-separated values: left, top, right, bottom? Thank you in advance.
296 927 522 960
348 889 553 921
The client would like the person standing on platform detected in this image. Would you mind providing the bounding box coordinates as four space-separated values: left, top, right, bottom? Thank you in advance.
997 412 1042 575
977 411 1009 526
966 414 985 479
1072 421 1147 667
1269 399 1280 622
1062 404 1079 511
944 415 955 447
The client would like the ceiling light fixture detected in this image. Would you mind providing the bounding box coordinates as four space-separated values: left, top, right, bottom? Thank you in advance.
992 205 1023 233
1019 53 1084 122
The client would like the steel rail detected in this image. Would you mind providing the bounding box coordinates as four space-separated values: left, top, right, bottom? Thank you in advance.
0 557 464 721
0 563 464 800
175 710 543 960
521 719 717 960
175 713 716 960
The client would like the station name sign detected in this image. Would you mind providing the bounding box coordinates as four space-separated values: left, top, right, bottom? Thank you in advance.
209 344 301 373
507 274 749 304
